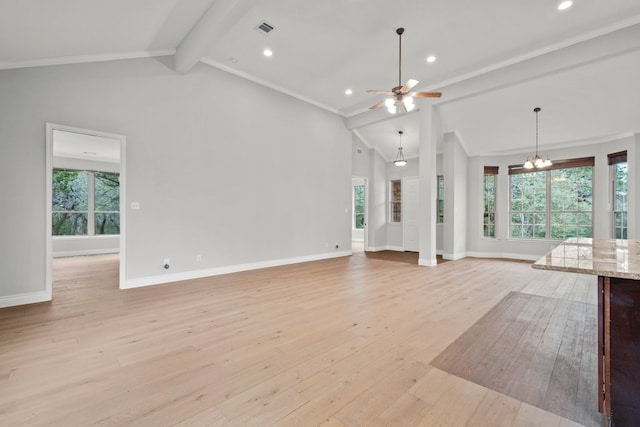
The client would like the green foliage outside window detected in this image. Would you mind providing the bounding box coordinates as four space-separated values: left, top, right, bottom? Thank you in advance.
483 174 496 237
53 170 89 235
52 169 120 236
510 171 546 238
510 165 593 240
354 185 365 229
549 167 592 239
613 163 628 239
95 172 120 235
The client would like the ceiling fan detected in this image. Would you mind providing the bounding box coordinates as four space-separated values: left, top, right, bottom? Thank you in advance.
367 28 441 114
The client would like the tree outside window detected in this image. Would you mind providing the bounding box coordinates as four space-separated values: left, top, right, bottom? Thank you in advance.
609 151 628 239
483 167 498 237
94 172 120 235
53 169 120 236
509 157 593 239
353 184 365 229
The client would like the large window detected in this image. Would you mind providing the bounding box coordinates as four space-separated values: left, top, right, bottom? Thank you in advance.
390 180 402 223
483 166 498 237
509 157 594 239
437 175 444 223
609 151 628 239
53 169 120 236
353 184 365 229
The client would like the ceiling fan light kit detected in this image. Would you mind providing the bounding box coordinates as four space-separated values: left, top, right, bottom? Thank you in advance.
367 28 441 114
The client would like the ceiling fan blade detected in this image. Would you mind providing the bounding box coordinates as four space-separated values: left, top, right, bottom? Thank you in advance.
367 90 393 95
412 91 442 98
401 79 419 93
368 100 386 110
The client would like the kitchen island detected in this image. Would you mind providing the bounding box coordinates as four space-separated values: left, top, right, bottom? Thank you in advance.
533 238 640 426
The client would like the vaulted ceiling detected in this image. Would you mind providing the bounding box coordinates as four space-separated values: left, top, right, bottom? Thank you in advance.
2 0 640 161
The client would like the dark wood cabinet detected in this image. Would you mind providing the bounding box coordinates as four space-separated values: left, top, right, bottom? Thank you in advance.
599 276 640 426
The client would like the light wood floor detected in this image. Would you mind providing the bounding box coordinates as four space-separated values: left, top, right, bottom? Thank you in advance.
0 252 602 426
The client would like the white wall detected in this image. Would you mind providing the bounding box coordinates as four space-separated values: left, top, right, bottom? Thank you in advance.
0 56 352 305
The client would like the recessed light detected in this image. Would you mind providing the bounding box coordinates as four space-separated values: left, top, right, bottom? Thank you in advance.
345 89 353 95
263 49 273 57
426 55 437 63
558 1 573 10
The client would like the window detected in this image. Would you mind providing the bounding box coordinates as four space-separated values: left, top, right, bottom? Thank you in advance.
509 157 594 239
390 180 402 223
483 166 498 237
609 151 628 239
437 175 444 223
353 184 365 229
94 172 120 235
53 169 120 236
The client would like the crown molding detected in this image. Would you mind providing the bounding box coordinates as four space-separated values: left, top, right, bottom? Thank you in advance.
0 49 175 71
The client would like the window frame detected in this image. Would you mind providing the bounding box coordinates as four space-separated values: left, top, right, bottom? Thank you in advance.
609 151 628 239
483 166 498 238
52 168 120 237
390 179 402 223
437 175 444 223
353 184 365 230
508 157 594 240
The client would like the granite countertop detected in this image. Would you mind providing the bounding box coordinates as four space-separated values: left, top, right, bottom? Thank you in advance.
533 237 640 280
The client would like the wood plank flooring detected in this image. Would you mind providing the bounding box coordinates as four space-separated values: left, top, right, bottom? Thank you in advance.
431 292 605 427
0 252 604 426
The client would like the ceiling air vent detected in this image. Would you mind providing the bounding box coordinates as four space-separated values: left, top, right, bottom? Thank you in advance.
256 21 275 35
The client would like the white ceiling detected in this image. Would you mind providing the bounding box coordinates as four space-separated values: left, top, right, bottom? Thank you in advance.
2 0 640 161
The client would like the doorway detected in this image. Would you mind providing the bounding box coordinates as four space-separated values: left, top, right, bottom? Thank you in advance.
45 123 126 299
352 177 367 252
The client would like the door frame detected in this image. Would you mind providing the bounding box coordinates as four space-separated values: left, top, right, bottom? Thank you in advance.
45 122 127 299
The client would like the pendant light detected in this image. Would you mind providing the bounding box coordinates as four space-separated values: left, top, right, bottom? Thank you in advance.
523 107 552 169
394 131 407 167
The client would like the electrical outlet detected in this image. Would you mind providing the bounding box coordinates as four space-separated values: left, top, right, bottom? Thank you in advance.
163 258 170 269
196 254 202 262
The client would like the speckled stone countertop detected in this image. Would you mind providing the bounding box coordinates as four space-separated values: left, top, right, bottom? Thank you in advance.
533 238 640 280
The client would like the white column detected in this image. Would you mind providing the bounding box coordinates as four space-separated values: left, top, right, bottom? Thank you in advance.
442 132 468 260
418 106 438 266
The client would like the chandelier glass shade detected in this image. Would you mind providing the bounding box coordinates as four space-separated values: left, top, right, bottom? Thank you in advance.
394 130 407 167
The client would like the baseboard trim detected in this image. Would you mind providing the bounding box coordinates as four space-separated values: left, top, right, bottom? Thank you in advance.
0 290 51 308
122 250 353 289
466 251 540 262
443 252 467 261
366 245 404 252
419 257 438 267
53 248 119 258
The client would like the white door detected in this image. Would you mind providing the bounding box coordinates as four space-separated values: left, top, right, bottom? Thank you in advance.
403 177 419 252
